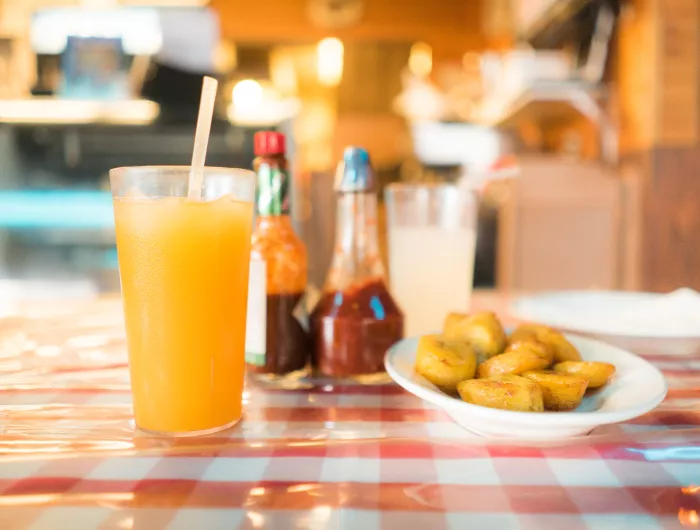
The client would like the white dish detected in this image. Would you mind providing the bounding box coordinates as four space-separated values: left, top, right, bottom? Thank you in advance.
511 289 700 338
385 334 668 440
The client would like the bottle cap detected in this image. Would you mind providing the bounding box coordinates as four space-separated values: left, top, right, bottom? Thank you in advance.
335 146 375 193
254 131 286 156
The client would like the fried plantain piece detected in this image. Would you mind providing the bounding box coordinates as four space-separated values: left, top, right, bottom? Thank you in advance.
509 324 581 363
553 361 616 389
458 375 544 412
444 311 507 359
505 337 555 365
415 334 477 393
522 370 588 411
476 349 550 379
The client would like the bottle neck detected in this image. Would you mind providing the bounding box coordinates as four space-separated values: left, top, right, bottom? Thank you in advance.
326 191 385 291
254 156 290 216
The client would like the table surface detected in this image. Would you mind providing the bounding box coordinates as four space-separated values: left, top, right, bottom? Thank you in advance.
0 293 699 530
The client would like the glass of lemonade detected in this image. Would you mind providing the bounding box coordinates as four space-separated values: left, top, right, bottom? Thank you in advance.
385 183 478 337
110 166 255 436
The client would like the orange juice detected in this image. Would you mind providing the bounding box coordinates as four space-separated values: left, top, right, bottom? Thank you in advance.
114 196 253 434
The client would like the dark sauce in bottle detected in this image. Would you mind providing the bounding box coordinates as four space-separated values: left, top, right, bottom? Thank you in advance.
311 278 403 378
249 292 310 376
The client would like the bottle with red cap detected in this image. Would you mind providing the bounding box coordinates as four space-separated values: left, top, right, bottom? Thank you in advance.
244 131 311 386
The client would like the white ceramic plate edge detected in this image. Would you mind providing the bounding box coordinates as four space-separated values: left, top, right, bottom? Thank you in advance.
385 334 668 431
510 290 700 338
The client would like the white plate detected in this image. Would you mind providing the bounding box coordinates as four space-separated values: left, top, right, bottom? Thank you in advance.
510 290 700 338
385 334 668 440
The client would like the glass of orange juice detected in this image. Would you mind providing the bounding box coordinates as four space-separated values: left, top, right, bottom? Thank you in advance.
110 166 255 436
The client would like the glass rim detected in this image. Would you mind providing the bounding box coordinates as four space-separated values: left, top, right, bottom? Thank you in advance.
385 182 473 197
386 182 459 191
109 165 255 177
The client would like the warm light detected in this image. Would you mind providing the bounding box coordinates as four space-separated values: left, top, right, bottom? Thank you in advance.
213 42 237 73
287 484 316 493
35 345 62 357
0 99 159 125
462 51 481 72
226 90 301 126
683 485 700 495
120 0 208 4
271 57 298 96
0 492 134 506
408 42 432 78
311 505 333 518
679 508 700 527
316 37 344 86
81 0 117 7
246 512 265 528
232 79 263 110
117 516 134 530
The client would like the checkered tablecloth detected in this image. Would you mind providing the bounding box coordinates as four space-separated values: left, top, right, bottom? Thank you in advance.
0 295 698 530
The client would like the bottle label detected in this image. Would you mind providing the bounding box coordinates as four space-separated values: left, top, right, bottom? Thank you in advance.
245 258 267 366
256 164 290 216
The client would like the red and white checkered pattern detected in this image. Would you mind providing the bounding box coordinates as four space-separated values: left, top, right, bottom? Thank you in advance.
0 297 698 530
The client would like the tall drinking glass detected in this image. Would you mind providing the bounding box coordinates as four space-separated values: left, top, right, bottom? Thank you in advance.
110 166 255 436
385 183 478 337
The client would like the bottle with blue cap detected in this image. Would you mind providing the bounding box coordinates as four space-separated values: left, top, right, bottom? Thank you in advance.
310 146 404 382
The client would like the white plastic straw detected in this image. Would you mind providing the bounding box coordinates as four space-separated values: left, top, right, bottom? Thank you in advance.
187 76 218 200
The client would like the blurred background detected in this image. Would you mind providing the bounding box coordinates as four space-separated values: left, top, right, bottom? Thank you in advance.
0 0 695 301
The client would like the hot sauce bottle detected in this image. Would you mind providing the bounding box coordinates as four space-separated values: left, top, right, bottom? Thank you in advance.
310 146 404 382
245 132 311 385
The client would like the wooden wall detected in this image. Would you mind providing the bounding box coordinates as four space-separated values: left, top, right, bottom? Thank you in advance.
617 0 700 291
211 0 486 168
210 0 484 62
